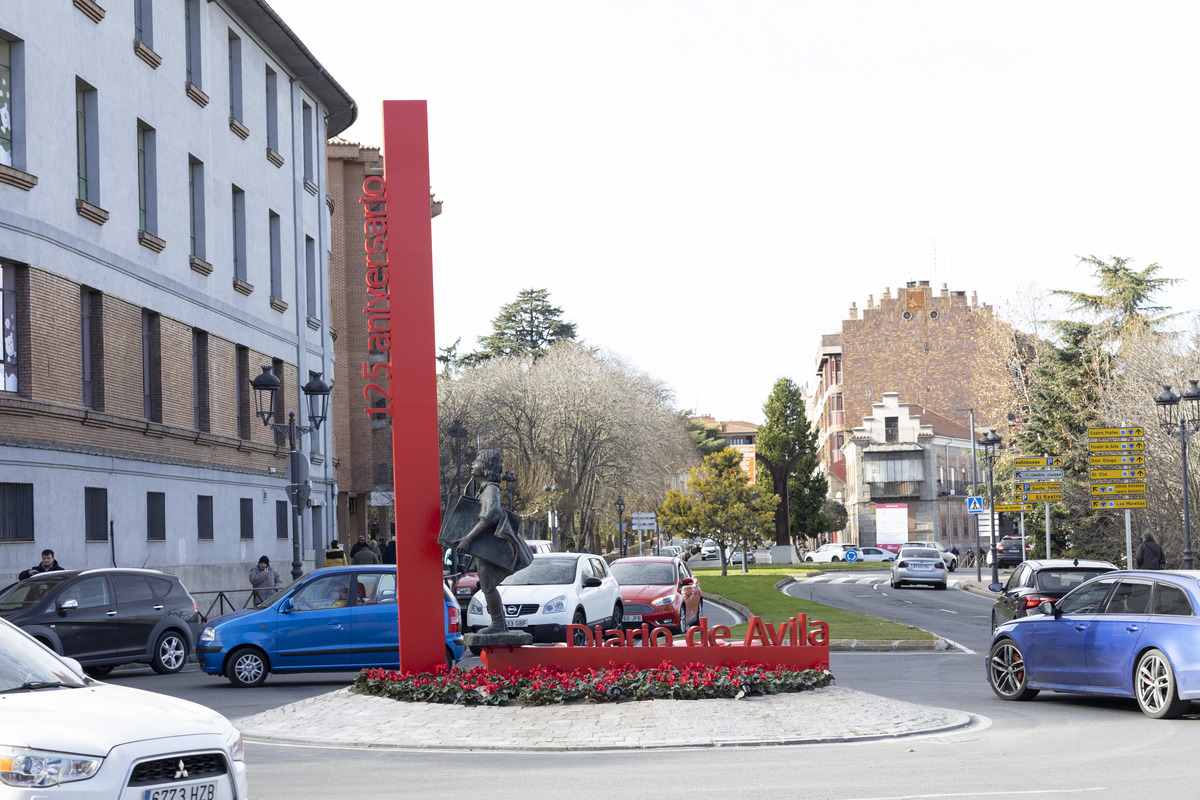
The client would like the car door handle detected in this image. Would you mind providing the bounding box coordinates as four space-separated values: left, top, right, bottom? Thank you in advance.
106 610 118 617
1126 625 1140 632
1074 624 1087 631
153 604 164 611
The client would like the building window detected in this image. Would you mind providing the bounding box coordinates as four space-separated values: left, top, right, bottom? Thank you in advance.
239 497 253 539
142 310 161 421
75 79 99 204
134 0 153 48
0 37 18 169
231 185 246 281
80 288 103 409
269 210 282 299
265 66 278 152
0 263 18 393
236 345 250 439
884 416 899 443
305 236 317 319
146 491 166 541
272 358 286 447
192 329 209 431
227 30 242 122
302 101 313 183
188 156 205 260
84 487 107 542
0 482 33 541
197 495 213 540
276 500 289 540
136 121 157 234
184 0 202 87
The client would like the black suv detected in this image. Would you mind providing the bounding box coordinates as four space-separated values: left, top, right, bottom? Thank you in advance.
990 536 1033 567
0 568 201 676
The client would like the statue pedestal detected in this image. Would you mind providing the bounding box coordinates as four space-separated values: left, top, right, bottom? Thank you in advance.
770 545 799 565
465 631 533 650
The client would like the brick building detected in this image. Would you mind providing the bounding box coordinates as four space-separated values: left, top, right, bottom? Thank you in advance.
0 1 354 588
688 417 757 483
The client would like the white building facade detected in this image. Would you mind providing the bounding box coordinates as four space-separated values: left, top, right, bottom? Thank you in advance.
0 0 356 591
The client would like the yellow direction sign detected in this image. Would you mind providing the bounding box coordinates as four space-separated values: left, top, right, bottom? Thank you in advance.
1013 456 1064 467
1090 483 1147 495
993 503 1036 513
1088 427 1144 438
1089 454 1146 466
1014 481 1064 492
1089 468 1147 480
1088 441 1145 452
1092 498 1148 510
1019 492 1063 502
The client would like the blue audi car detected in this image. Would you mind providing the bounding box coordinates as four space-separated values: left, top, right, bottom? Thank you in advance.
987 569 1200 718
196 565 464 687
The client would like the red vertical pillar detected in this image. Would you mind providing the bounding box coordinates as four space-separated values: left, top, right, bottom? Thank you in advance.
382 101 444 672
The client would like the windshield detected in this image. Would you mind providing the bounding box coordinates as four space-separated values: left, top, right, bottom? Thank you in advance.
0 619 87 692
260 573 308 607
0 576 63 612
502 558 577 586
611 563 676 586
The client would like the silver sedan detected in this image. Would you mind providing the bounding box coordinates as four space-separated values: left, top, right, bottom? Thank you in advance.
890 547 948 589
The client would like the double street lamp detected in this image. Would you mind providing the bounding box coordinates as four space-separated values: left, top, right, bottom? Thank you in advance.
615 495 626 557
1154 381 1200 569
977 427 1003 585
544 483 558 550
250 366 332 580
502 471 517 512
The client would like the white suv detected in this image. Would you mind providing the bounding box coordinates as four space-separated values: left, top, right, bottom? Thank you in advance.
804 543 862 563
466 553 622 646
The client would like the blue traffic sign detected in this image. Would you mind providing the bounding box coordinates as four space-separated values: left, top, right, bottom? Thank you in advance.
844 549 859 562
966 496 984 514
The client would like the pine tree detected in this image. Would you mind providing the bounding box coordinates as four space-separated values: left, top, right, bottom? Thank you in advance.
755 378 825 547
469 288 577 363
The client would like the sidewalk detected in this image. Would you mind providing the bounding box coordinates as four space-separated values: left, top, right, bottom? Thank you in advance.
234 685 975 751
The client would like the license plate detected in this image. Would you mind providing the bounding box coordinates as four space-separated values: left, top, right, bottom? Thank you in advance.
622 614 643 622
505 618 528 627
145 781 218 800
912 564 931 571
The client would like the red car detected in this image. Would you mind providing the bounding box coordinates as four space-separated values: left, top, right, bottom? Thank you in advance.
609 556 703 634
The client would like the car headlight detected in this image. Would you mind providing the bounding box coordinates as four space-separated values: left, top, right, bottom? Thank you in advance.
0 749 102 787
652 594 677 607
468 595 484 615
198 626 216 643
456 587 473 596
227 731 244 764
542 595 567 615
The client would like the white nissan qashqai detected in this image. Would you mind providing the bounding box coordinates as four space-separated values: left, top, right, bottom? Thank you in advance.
0 616 248 799
466 552 622 652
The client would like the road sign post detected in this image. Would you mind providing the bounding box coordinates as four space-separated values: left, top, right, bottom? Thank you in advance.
1088 425 1145 567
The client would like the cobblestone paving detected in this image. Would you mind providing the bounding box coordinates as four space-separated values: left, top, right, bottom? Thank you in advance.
234 686 972 751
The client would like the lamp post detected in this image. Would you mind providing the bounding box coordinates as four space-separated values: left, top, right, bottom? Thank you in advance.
977 427 1003 585
250 366 332 580
544 483 558 550
446 419 468 497
1155 382 1200 569
615 495 626 557
502 472 517 511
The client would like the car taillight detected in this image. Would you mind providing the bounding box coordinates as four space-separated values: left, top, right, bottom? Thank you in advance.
933 562 945 571
1023 594 1054 609
897 560 909 568
447 604 461 634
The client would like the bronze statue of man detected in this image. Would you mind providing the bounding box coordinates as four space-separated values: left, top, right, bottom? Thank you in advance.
439 449 533 635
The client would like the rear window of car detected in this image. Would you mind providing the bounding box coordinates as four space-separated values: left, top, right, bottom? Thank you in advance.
902 549 939 560
1154 583 1193 616
1035 569 1112 593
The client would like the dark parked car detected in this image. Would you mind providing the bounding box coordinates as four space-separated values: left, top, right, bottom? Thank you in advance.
196 564 465 687
989 558 1118 630
987 570 1200 718
0 568 201 676
989 536 1033 567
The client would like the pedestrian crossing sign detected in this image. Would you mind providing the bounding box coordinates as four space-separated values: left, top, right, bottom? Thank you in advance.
966 496 984 514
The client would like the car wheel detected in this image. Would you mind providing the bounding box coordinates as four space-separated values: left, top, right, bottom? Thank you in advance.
1135 648 1190 719
571 611 588 646
948 559 957 573
804 556 814 562
445 646 457 671
151 630 188 674
832 556 841 562
226 646 269 688
469 644 482 658
84 665 114 678
936 581 947 590
987 639 1039 701
694 599 704 626
611 601 623 631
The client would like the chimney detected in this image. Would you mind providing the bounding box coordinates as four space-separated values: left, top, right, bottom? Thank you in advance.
940 283 949 297
971 291 978 307
867 294 874 310
848 302 858 320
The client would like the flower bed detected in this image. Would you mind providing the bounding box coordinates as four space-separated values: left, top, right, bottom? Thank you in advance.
352 662 834 706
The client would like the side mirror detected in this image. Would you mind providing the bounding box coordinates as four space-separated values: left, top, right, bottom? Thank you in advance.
279 598 294 614
988 583 1002 592
1038 600 1057 616
58 598 78 615
583 576 603 588
680 577 695 586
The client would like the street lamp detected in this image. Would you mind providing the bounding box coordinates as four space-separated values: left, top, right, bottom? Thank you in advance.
544 483 558 550
502 471 517 511
446 419 469 497
1155 381 1200 569
615 495 626 557
250 366 332 580
977 427 1003 585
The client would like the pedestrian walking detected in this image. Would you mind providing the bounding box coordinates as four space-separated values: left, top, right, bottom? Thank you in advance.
353 541 381 565
1135 533 1167 570
249 556 283 604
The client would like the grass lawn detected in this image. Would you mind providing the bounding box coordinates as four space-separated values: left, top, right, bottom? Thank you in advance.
692 567 934 641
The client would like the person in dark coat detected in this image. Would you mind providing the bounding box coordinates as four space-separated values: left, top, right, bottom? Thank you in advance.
249 556 283 604
19 549 64 580
1135 533 1167 570
381 535 396 566
349 534 369 559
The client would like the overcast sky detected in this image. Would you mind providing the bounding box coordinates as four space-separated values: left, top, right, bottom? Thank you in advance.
285 1 1200 424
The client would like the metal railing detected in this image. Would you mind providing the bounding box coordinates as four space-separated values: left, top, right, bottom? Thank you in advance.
190 589 259 623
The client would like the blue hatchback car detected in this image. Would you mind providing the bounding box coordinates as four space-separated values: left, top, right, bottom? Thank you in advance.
196 565 464 687
987 569 1200 718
